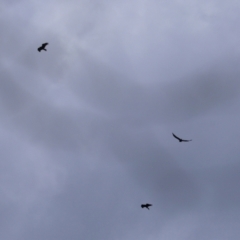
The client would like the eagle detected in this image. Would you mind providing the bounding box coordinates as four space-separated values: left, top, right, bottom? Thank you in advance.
38 43 48 52
141 203 152 210
172 133 192 142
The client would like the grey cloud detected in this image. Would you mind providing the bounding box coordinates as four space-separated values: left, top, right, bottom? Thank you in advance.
1 0 240 240
70 54 240 126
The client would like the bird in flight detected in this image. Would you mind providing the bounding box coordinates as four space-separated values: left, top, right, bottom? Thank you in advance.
172 133 192 142
38 43 48 52
141 203 152 210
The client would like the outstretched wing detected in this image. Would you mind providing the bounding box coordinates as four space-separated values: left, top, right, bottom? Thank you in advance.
146 204 152 207
172 133 182 141
182 139 192 142
42 43 48 47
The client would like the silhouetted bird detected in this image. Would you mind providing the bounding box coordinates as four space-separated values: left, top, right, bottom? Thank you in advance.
38 43 48 52
172 133 192 142
141 203 152 210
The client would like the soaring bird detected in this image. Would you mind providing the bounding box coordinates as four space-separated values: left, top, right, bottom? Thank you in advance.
38 43 48 52
141 203 152 210
172 133 192 142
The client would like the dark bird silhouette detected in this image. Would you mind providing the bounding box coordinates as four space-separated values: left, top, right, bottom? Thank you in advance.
141 203 152 210
38 43 48 52
172 133 192 142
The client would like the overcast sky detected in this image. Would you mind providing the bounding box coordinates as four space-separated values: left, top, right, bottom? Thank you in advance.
1 0 240 239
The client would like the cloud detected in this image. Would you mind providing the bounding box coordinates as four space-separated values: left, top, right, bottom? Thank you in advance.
1 0 240 239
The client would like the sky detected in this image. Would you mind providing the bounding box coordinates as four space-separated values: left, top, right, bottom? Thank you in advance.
1 0 240 239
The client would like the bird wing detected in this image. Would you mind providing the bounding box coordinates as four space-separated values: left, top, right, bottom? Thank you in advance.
182 139 192 142
42 43 48 47
146 204 152 207
172 133 181 141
